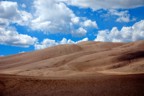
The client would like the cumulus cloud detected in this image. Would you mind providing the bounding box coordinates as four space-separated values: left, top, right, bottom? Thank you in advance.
0 18 9 27
35 37 88 50
0 26 37 47
0 0 96 47
60 38 75 44
0 0 98 38
83 20 98 28
105 9 136 23
72 27 87 37
0 1 36 47
67 0 144 10
71 17 80 24
31 0 74 33
0 1 32 26
34 39 58 50
77 38 88 43
0 1 18 19
95 20 144 42
30 0 97 36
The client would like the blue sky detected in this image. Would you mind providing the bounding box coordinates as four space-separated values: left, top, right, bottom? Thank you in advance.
0 0 144 56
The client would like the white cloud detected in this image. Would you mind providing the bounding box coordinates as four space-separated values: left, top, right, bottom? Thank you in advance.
95 20 144 42
71 27 87 37
15 11 32 26
0 1 32 26
0 18 9 27
35 37 89 50
0 0 95 48
0 26 37 47
30 0 97 36
67 0 144 10
0 1 18 19
95 30 109 42
34 39 58 50
106 9 136 23
60 38 75 44
83 20 98 28
71 17 80 24
0 1 36 47
31 0 75 33
0 1 97 38
77 38 88 43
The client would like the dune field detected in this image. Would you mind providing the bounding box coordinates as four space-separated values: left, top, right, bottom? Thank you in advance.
0 40 144 96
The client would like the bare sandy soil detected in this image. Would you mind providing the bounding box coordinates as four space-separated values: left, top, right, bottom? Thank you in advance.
0 40 144 96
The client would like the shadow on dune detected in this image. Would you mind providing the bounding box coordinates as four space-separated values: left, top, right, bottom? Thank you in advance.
118 51 144 61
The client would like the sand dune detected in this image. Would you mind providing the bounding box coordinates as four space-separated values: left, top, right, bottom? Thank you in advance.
0 41 144 96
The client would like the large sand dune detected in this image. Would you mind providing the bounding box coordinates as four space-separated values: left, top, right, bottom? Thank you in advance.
0 41 144 96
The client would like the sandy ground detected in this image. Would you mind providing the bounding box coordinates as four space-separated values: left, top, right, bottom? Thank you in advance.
0 40 144 96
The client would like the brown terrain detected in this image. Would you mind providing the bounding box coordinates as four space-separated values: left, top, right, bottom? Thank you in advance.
0 40 144 96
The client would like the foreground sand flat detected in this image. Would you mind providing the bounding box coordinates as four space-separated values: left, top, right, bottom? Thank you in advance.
0 41 144 96
0 74 144 96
